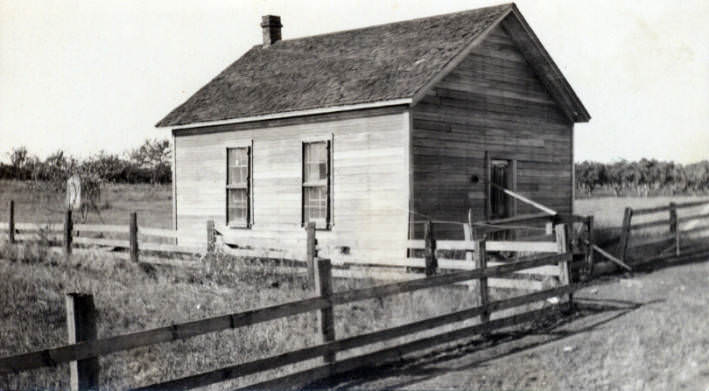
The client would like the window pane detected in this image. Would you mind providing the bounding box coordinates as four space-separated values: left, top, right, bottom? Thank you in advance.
304 142 327 182
304 186 327 223
227 148 249 185
227 189 248 225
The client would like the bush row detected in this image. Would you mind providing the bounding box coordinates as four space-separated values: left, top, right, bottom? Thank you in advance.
1 139 171 185
575 159 709 197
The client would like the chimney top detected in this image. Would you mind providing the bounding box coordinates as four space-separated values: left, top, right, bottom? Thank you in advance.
261 15 282 47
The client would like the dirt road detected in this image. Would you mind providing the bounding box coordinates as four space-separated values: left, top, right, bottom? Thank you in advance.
321 260 709 391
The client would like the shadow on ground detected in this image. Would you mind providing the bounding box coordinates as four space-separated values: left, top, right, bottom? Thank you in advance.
303 297 660 390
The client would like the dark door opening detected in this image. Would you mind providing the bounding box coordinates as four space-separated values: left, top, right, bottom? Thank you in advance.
490 159 513 220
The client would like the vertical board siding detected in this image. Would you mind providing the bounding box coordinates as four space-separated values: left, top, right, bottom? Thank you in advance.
412 24 573 239
174 111 410 261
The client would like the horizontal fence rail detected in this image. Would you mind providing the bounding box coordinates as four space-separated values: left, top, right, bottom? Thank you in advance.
618 199 709 264
631 199 709 216
1 201 204 262
405 221 570 291
135 282 581 391
0 251 571 375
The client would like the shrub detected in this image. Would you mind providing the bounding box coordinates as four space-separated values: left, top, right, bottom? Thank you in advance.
575 159 709 197
2 139 172 185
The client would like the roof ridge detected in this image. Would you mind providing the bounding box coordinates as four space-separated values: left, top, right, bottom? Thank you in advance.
267 3 514 46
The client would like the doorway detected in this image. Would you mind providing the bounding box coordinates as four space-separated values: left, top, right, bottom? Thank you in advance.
490 159 513 220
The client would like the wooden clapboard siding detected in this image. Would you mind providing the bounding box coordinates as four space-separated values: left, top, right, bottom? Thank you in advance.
174 109 411 261
411 24 573 239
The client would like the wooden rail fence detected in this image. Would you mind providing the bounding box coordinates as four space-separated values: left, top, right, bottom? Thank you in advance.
618 199 709 263
405 220 573 291
214 211 592 288
0 233 577 390
1 201 203 262
3 199 593 291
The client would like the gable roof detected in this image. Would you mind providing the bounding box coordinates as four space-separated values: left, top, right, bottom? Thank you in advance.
157 3 589 128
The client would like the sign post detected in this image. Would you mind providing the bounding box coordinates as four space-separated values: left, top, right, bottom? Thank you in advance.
66 175 82 210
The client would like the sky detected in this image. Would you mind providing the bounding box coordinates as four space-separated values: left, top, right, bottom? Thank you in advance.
1 0 707 164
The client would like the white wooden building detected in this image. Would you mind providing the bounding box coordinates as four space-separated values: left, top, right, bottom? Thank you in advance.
157 4 590 262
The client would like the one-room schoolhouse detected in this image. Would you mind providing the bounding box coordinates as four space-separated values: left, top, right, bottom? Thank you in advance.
157 3 590 263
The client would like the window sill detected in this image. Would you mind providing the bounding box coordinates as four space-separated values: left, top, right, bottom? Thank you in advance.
303 223 332 231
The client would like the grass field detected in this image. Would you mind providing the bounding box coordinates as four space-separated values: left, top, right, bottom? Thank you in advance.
1 181 709 389
0 241 488 390
0 180 172 228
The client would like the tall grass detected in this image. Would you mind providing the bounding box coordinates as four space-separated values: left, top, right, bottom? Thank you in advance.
0 240 497 390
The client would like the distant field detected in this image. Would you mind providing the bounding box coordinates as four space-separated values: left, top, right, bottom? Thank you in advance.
575 195 709 228
0 180 172 228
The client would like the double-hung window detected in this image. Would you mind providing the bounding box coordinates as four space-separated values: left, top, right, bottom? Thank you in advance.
226 147 251 227
302 141 330 229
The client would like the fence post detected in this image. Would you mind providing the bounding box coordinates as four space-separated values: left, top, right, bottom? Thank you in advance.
64 209 73 262
424 220 437 276
583 216 594 279
669 202 679 256
464 225 473 265
555 223 573 312
130 212 139 263
619 207 633 263
467 208 475 239
545 221 553 235
463 221 476 291
314 258 336 364
206 219 216 254
305 222 316 287
8 200 15 244
475 240 490 332
66 293 98 391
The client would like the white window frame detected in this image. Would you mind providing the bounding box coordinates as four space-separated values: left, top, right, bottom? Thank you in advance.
302 137 333 230
226 143 253 228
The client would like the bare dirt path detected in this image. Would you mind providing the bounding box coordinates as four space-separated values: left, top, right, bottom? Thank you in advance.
319 260 709 391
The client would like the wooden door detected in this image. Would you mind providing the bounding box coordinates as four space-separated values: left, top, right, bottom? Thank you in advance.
490 160 512 220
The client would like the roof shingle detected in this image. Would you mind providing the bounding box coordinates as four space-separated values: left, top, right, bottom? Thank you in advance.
157 4 512 127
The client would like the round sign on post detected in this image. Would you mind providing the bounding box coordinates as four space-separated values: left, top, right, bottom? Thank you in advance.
66 175 81 210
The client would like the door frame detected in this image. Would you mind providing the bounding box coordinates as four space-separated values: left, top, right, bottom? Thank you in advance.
485 152 518 221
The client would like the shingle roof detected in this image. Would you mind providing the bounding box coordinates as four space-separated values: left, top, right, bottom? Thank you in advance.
157 4 513 127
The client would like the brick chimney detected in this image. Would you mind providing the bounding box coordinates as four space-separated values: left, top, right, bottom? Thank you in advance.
261 15 282 47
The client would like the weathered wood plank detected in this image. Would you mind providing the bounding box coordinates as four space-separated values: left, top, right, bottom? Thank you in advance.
8 201 14 243
73 224 128 233
14 223 64 232
73 237 129 248
677 212 709 224
65 293 99 391
486 240 558 253
314 259 335 363
139 242 203 254
139 227 179 238
629 218 670 231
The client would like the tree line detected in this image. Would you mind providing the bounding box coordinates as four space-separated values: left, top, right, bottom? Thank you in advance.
3 144 707 198
575 159 709 197
1 139 171 185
